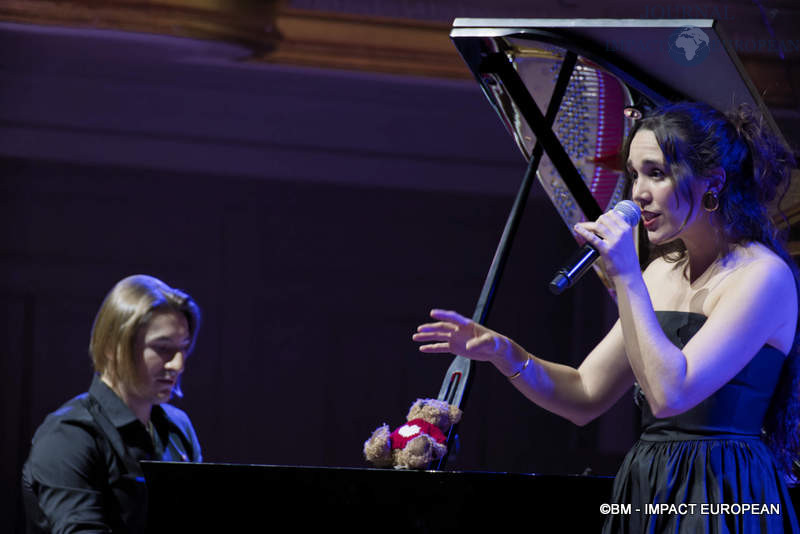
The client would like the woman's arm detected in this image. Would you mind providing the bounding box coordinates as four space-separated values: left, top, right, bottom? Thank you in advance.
614 255 796 417
512 319 635 426
575 211 797 418
413 310 634 426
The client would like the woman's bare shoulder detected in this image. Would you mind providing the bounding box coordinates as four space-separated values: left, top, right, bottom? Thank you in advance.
706 242 797 352
706 242 795 320
720 242 794 285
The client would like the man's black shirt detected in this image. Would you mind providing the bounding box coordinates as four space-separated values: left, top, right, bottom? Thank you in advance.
22 375 201 533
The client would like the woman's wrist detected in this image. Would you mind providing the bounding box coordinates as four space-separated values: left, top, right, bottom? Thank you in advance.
506 354 532 380
610 268 645 291
492 337 532 378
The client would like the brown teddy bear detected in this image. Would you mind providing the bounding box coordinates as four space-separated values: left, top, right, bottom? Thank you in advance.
363 398 462 470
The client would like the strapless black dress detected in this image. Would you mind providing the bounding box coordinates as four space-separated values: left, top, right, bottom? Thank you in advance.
602 311 799 533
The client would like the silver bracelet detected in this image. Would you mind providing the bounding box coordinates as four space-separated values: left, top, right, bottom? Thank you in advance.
507 354 532 380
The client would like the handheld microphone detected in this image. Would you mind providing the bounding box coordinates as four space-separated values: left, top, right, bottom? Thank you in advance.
549 200 641 295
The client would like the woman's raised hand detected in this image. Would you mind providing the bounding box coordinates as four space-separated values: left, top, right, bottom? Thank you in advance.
573 210 639 280
412 309 512 365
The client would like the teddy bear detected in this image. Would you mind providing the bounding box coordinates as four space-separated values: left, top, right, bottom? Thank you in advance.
363 398 462 469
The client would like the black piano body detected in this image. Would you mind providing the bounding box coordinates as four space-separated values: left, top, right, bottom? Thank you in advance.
143 461 800 532
142 461 614 532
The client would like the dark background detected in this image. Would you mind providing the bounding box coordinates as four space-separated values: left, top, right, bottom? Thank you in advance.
1 21 632 530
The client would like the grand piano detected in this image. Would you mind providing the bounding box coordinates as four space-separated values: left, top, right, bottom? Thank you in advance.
142 18 798 532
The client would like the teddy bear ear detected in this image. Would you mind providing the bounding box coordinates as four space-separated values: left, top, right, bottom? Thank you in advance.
407 398 425 417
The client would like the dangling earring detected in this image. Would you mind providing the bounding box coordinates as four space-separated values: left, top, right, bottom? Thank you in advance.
702 190 719 212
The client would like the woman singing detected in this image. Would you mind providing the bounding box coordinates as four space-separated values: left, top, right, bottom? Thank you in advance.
413 101 800 533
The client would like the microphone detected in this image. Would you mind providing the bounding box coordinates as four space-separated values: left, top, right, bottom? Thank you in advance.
549 200 641 295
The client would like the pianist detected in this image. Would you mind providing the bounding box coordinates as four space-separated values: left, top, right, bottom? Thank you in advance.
22 275 203 533
414 101 799 533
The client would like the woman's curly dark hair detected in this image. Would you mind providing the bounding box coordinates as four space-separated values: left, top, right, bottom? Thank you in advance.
622 101 800 478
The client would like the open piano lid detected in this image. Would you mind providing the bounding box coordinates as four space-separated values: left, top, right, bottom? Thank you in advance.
432 20 788 458
449 18 785 233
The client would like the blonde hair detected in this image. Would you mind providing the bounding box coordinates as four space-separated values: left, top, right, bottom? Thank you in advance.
89 275 201 393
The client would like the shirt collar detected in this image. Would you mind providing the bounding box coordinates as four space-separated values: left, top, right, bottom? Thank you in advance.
89 374 140 428
149 404 171 430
